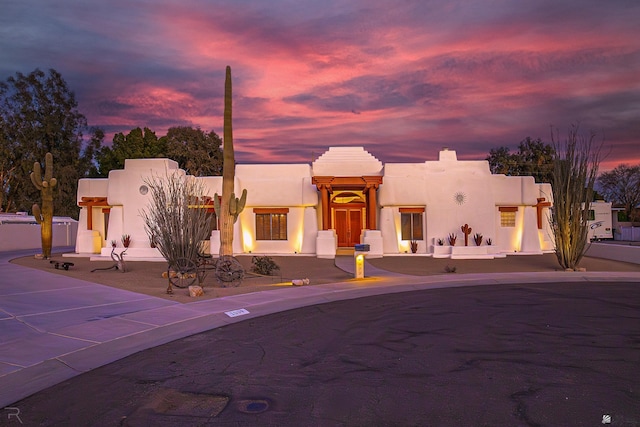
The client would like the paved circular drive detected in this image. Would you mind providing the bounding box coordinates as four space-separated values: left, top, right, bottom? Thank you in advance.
10 281 640 426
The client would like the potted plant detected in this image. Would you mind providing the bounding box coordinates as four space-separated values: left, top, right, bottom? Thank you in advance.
448 233 457 246
437 238 444 246
486 238 493 246
473 233 483 246
410 240 418 253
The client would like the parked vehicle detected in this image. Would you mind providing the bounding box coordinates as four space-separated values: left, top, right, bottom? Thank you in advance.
587 201 613 240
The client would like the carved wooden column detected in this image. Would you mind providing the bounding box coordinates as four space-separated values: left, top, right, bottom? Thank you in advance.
78 196 109 230
535 197 552 229
312 177 334 230
363 176 382 230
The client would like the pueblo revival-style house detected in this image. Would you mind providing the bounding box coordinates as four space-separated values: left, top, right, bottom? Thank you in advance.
74 147 554 260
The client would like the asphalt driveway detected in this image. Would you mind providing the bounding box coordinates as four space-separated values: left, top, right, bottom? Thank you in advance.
6 281 640 427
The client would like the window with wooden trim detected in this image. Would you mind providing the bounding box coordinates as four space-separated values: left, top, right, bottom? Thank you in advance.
499 207 517 227
255 208 288 240
400 208 424 240
500 211 516 227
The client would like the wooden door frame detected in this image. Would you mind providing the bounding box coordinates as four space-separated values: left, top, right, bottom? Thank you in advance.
312 175 382 231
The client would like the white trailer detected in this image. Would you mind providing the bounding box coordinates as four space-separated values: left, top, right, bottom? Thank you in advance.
587 201 613 240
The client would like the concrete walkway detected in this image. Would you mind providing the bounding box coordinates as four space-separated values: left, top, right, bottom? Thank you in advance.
2 248 640 408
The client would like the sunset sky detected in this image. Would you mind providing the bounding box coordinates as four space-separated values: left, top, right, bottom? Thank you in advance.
1 0 639 170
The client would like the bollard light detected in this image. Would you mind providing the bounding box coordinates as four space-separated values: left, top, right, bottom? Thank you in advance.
355 253 365 279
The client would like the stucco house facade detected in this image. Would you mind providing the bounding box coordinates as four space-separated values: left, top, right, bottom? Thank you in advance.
74 147 554 260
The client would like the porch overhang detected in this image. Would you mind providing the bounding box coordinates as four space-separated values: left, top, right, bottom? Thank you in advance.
312 176 383 231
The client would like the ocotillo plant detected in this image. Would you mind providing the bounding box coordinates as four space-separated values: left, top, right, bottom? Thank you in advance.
461 223 472 246
30 152 57 259
214 66 247 257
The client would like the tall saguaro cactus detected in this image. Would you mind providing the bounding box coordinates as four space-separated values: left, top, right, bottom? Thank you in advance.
30 152 57 259
214 66 247 257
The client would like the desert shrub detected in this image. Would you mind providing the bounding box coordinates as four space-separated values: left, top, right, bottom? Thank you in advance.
140 173 212 269
251 256 280 276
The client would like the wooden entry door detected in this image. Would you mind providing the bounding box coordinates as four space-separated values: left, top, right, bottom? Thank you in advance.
335 209 363 247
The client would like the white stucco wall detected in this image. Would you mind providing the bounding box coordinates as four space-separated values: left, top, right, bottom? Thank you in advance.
491 175 526 205
232 164 319 254
380 158 497 253
237 206 313 254
236 164 318 207
100 159 184 256
378 163 427 206
76 178 109 203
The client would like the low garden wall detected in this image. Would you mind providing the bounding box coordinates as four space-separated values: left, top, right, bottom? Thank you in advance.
585 242 640 265
0 216 77 252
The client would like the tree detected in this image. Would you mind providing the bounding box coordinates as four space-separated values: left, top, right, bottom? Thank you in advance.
597 164 640 222
96 126 224 178
162 126 223 176
550 124 602 270
486 146 518 175
0 118 18 212
486 137 555 183
0 68 100 217
517 137 555 183
95 127 166 176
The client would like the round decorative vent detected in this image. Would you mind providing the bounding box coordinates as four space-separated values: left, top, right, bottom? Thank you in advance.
454 192 466 205
139 185 149 195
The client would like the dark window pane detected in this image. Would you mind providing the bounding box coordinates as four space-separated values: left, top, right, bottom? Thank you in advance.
401 212 423 240
401 213 411 240
256 213 287 240
256 214 266 240
412 213 423 240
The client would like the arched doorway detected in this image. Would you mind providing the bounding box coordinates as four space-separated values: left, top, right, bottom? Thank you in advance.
331 192 365 247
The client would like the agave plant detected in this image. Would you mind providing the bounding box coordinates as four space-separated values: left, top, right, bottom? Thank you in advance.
448 233 457 246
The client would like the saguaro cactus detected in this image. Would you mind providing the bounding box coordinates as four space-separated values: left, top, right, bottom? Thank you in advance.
30 152 57 259
461 223 472 246
210 66 248 286
214 66 247 257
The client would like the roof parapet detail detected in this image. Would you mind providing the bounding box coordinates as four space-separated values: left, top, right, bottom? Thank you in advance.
312 147 383 177
438 148 458 161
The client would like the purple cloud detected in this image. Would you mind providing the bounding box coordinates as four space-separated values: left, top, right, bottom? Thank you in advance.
1 0 638 172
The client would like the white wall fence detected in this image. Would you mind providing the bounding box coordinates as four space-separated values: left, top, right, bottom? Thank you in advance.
0 216 78 252
618 226 640 242
585 242 640 265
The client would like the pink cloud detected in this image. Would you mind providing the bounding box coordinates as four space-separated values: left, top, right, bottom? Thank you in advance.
5 0 635 172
